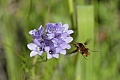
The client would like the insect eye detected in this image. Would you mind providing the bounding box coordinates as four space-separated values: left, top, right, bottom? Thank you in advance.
82 52 84 55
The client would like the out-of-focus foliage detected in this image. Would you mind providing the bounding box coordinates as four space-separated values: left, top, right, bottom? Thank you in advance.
0 0 120 80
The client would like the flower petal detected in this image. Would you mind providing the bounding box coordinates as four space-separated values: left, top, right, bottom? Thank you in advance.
52 38 58 43
38 25 43 30
37 51 43 55
67 30 74 34
53 54 59 59
64 37 73 43
60 50 66 55
52 38 58 47
63 24 69 31
47 33 55 39
33 39 40 45
56 47 62 53
45 46 50 53
66 44 71 49
38 25 44 35
61 32 68 39
30 51 38 57
27 43 37 50
29 29 37 35
59 42 68 49
47 53 52 59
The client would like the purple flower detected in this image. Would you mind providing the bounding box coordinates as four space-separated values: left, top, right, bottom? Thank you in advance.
27 22 74 60
27 43 43 57
33 39 45 51
27 26 45 57
52 38 70 55
62 24 74 34
61 32 73 43
52 38 70 49
45 46 59 59
45 22 64 40
46 22 63 33
29 25 44 39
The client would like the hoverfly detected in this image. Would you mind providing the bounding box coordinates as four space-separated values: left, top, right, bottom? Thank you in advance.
67 39 97 59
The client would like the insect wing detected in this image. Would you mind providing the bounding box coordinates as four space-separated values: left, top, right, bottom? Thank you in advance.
84 38 91 45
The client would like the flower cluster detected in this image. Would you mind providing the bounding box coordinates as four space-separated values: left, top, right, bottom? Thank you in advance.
27 22 74 59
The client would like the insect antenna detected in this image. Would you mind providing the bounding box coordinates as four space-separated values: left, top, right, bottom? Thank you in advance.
89 49 99 52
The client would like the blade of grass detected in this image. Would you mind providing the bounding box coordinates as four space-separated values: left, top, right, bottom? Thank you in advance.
2 18 22 80
75 5 94 80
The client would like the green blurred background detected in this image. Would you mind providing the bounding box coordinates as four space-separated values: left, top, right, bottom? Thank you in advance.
0 0 120 80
